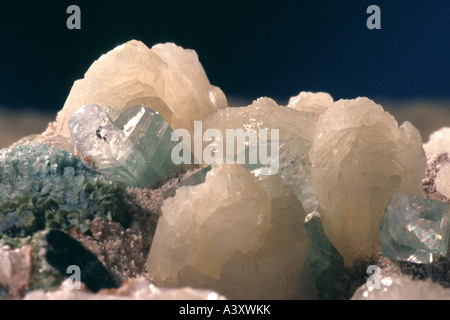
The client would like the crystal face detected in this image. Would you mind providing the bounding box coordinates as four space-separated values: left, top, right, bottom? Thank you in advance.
287 91 334 117
69 104 191 188
56 40 227 140
435 163 450 199
146 164 314 300
202 97 319 215
310 97 427 265
380 193 450 263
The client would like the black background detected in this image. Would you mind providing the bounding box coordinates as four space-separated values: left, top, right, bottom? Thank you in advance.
0 0 449 113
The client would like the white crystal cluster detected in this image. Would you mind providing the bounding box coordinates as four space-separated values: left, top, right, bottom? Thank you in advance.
351 274 450 300
147 164 314 300
55 40 227 140
310 97 426 265
24 277 226 300
424 127 450 155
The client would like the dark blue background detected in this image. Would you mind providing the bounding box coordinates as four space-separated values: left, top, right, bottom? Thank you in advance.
0 0 448 112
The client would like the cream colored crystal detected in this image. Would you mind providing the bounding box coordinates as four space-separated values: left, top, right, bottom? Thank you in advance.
146 164 314 300
55 40 227 139
287 91 333 117
202 97 319 214
424 127 450 155
436 163 450 199
310 97 426 265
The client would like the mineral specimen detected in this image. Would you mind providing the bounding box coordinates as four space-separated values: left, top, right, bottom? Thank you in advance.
351 273 450 300
69 104 190 188
435 163 450 199
44 230 119 292
56 40 227 140
424 127 450 155
24 277 226 300
0 142 128 235
380 193 450 263
202 97 318 214
0 245 33 298
287 91 333 117
146 164 314 299
0 229 120 294
304 215 346 297
310 97 426 265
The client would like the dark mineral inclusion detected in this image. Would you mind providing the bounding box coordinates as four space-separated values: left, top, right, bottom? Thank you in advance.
45 230 119 292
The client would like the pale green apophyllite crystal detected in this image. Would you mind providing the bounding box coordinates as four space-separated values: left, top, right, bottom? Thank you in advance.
69 104 191 188
380 193 450 263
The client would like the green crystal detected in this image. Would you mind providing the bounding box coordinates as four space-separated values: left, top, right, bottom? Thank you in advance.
0 142 128 237
69 104 191 188
380 193 450 263
304 215 346 298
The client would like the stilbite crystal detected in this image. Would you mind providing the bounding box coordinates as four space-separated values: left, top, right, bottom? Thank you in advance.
424 127 450 155
69 104 191 188
202 97 318 214
436 164 450 199
287 91 333 117
310 97 426 265
146 164 314 299
56 40 227 140
380 193 450 263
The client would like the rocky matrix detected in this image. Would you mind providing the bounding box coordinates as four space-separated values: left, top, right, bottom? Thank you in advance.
2 39 450 300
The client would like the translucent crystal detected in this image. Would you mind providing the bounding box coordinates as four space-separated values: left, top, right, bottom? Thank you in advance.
351 274 450 300
56 40 227 141
436 164 450 199
202 97 319 214
310 97 426 265
287 91 333 117
146 164 314 299
380 193 450 263
69 104 190 188
424 127 450 155
304 215 345 283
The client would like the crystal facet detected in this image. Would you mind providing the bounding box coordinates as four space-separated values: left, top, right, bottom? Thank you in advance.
202 97 318 214
380 193 450 263
69 104 190 188
310 97 427 265
435 163 450 199
287 91 333 117
146 164 314 299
